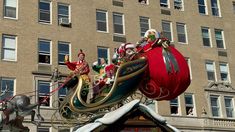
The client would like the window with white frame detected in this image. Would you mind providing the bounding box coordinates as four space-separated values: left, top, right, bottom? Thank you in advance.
39 0 51 23
174 0 183 10
176 23 187 43
37 127 50 132
211 0 220 16
3 0 17 18
201 27 211 47
219 63 229 82
162 21 172 41
185 94 195 115
170 98 179 115
97 47 109 64
38 81 51 107
160 0 169 8
0 78 14 100
58 42 70 65
185 58 192 80
96 10 108 32
205 61 216 81
113 12 124 35
224 97 234 118
38 39 51 64
215 29 225 49
210 95 220 117
2 35 17 61
58 4 70 24
198 0 207 14
139 16 150 37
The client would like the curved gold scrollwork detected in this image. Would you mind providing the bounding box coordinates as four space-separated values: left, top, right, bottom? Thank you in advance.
69 57 148 113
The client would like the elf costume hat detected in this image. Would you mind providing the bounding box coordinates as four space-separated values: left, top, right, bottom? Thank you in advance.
117 43 135 56
124 43 135 50
78 49 85 57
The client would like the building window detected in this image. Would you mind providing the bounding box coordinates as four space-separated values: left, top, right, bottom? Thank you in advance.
37 127 50 132
97 47 109 64
58 83 67 102
113 12 124 35
139 0 148 4
176 23 187 43
215 29 225 49
205 61 216 81
198 0 207 14
185 58 192 80
233 2 235 14
174 0 183 10
210 95 220 117
58 127 70 132
38 39 51 64
39 0 51 23
58 42 70 65
2 35 17 61
96 10 108 32
58 4 70 25
38 81 51 107
160 0 169 8
3 0 17 18
211 0 220 16
224 97 234 118
185 94 195 116
139 16 150 37
170 98 179 115
201 27 211 47
162 21 172 41
219 63 229 82
0 78 14 100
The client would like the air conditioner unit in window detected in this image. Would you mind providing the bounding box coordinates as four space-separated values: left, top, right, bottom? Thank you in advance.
59 18 70 26
174 5 182 10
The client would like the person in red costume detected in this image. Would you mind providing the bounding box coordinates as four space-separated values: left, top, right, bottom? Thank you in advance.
112 43 137 65
138 29 191 100
64 49 90 83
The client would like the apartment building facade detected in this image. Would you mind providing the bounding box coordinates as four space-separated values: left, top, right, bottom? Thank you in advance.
0 0 235 131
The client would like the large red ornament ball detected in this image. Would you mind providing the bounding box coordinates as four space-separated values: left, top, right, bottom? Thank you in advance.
139 46 191 100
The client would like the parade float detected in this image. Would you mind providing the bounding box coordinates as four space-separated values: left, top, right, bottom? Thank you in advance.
0 29 190 131
52 29 191 127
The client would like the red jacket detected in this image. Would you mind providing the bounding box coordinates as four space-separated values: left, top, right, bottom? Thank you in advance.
65 60 90 75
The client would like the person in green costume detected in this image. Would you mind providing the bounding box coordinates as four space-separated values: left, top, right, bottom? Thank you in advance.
92 58 107 80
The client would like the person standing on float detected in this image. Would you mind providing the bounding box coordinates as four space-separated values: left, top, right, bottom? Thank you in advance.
64 49 90 83
64 49 90 102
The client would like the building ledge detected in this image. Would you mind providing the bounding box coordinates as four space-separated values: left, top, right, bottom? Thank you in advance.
164 116 235 131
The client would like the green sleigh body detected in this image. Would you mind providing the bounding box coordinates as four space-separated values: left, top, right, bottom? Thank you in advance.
59 57 147 118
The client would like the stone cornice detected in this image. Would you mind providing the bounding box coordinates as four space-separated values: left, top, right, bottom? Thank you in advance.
32 71 68 77
204 81 235 93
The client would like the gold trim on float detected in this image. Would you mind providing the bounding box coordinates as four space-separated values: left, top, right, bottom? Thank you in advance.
69 57 148 112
